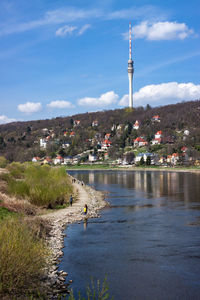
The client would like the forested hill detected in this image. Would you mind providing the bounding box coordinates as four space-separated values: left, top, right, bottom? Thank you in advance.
0 99 200 162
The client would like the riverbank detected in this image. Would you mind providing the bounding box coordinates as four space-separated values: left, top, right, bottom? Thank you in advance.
66 165 200 173
41 177 107 298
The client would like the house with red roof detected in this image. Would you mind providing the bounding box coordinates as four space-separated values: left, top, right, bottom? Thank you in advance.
133 120 140 130
70 131 75 137
101 139 112 150
74 120 80 127
152 115 161 122
32 157 41 163
151 131 163 145
133 137 148 147
105 133 111 140
54 156 64 165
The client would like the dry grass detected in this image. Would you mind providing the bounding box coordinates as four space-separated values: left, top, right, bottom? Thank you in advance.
0 217 48 297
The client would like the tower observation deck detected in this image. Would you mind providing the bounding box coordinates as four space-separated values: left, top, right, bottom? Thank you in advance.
128 22 134 108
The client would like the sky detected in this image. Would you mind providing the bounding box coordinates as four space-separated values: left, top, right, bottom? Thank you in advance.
0 0 200 123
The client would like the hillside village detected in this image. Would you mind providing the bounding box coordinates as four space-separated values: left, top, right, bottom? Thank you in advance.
31 115 192 167
0 100 200 167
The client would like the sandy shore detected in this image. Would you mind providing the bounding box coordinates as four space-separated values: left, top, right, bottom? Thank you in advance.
41 177 107 298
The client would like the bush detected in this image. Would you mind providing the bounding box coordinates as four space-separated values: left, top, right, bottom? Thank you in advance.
0 217 48 297
6 164 73 208
0 156 8 168
6 162 26 179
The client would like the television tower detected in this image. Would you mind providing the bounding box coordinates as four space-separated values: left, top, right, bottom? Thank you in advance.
128 22 134 108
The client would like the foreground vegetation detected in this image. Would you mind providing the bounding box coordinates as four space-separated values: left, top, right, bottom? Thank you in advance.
0 217 48 298
0 162 74 298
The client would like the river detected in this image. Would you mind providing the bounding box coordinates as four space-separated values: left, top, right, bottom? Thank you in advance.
59 170 200 299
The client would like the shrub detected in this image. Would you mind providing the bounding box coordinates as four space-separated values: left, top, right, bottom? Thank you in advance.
6 162 26 179
0 217 48 297
0 156 8 168
6 164 73 208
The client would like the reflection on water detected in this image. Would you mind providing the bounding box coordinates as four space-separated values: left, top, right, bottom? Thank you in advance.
60 171 200 300
80 170 200 204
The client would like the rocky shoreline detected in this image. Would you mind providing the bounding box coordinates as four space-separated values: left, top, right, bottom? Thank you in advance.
41 176 108 299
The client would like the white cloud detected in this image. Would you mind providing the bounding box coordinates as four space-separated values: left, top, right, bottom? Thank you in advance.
18 102 42 114
78 91 118 107
47 100 74 108
0 115 16 124
0 5 165 37
132 21 194 40
78 24 91 35
0 7 100 36
119 82 200 107
55 25 77 37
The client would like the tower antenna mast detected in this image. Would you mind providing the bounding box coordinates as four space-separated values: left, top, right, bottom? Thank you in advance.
127 22 134 108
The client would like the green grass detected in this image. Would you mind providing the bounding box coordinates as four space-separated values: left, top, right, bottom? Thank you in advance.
0 207 16 220
66 164 117 170
5 163 73 208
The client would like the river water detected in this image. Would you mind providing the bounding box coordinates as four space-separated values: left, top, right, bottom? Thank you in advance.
60 170 200 299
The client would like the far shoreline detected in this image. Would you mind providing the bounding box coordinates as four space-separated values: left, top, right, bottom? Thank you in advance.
66 165 200 174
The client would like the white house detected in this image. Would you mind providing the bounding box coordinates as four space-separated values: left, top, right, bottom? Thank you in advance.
92 120 98 127
32 157 41 163
135 153 159 165
63 156 73 164
40 138 47 149
155 131 162 139
54 156 64 165
133 137 148 147
133 120 140 130
89 154 98 162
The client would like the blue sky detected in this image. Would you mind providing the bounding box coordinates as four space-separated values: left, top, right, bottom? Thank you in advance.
0 0 200 123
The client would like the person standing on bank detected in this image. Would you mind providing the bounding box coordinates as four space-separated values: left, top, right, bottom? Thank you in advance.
84 204 88 215
69 195 73 206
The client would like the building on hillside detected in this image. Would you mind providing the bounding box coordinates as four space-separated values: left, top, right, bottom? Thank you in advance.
135 153 159 165
155 131 163 139
105 133 111 140
171 153 181 165
32 157 41 163
63 156 73 165
133 120 140 130
104 153 109 160
152 115 161 122
40 138 47 149
133 137 148 147
74 120 80 127
123 152 135 164
184 130 190 136
70 132 75 138
117 124 123 131
111 124 116 131
43 157 52 165
54 156 64 165
151 138 162 145
151 131 163 145
42 128 49 134
101 139 112 150
72 155 81 164
181 146 188 153
62 142 70 149
89 154 98 162
92 120 98 127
